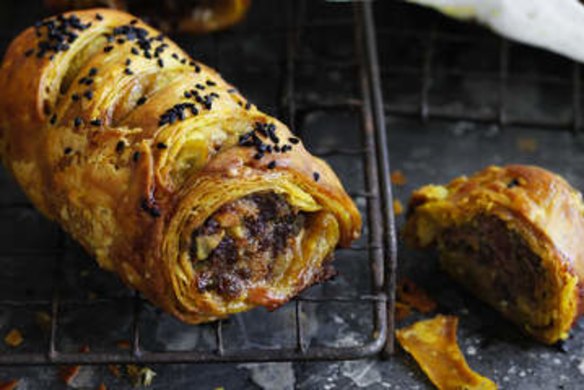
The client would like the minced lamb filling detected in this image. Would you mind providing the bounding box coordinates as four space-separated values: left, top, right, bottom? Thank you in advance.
439 215 552 329
190 192 305 299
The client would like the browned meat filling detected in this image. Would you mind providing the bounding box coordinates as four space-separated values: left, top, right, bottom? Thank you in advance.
440 215 547 324
190 192 305 298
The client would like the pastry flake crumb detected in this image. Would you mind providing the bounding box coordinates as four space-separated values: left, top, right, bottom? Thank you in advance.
396 315 497 390
59 365 80 385
516 137 538 153
0 379 19 390
126 365 156 387
391 170 407 186
116 339 131 350
397 278 437 314
4 329 23 348
396 301 412 322
393 199 404 216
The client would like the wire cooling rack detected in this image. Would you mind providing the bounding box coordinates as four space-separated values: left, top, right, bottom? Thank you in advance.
0 0 396 364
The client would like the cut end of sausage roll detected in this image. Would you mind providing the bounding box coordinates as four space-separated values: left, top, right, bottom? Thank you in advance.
404 165 584 344
0 8 361 324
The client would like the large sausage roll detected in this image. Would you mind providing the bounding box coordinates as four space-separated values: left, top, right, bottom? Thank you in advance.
404 165 584 344
0 9 361 323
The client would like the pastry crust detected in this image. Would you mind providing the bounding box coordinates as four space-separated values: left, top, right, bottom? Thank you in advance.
0 9 361 323
404 165 584 344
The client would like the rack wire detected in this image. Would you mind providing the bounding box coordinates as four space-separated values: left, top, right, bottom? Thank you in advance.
0 0 396 364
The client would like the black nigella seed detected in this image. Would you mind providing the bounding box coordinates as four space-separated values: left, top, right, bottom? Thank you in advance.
50 114 57 125
180 58 186 64
254 152 264 160
131 47 139 55
132 151 140 162
195 84 205 90
136 96 147 106
95 13 103 21
83 90 93 100
74 117 83 127
171 53 178 59
289 137 299 144
88 67 97 76
157 142 167 149
125 58 131 66
64 147 72 155
71 93 80 101
194 64 201 73
184 91 191 98
103 45 113 53
157 59 164 68
116 140 125 153
90 118 102 126
313 172 320 182
267 161 277 169
206 80 216 87
124 68 133 75
507 178 520 189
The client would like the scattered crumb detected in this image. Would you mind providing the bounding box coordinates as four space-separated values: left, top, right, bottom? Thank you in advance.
395 302 412 322
0 379 19 390
97 383 107 390
79 344 91 353
517 137 538 153
35 311 52 334
126 365 156 387
59 365 80 385
108 364 122 378
116 339 131 350
4 329 23 348
393 199 404 216
391 170 407 186
397 278 437 314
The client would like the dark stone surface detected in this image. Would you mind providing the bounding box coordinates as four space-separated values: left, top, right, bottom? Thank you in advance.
1 0 584 389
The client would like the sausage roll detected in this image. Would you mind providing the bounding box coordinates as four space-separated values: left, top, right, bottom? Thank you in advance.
44 0 251 34
0 9 361 323
404 165 584 344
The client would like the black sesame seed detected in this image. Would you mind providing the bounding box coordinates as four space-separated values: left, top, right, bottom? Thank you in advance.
136 96 147 106
289 137 300 144
206 80 216 87
267 161 276 169
24 49 34 57
130 19 138 25
83 90 93 100
131 47 139 55
125 58 131 66
116 140 125 153
245 101 251 110
180 59 186 64
74 117 83 127
71 93 80 102
116 38 125 44
254 152 264 160
172 53 178 59
194 64 201 73
88 67 98 76
149 206 161 218
95 13 103 21
157 58 164 68
103 45 113 53
90 118 102 126
64 147 72 155
195 84 205 90
124 68 133 75
85 79 94 86
156 142 167 149
184 91 192 98
313 172 320 182
507 178 520 189
50 114 57 125
132 151 140 162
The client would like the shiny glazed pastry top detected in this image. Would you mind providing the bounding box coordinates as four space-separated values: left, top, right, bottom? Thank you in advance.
404 165 584 344
0 9 361 323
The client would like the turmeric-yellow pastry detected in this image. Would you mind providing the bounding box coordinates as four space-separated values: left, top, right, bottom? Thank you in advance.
404 165 583 344
0 9 361 323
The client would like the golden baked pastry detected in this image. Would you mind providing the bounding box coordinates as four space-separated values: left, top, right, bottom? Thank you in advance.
0 9 361 323
396 315 497 390
44 0 251 34
404 165 584 344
